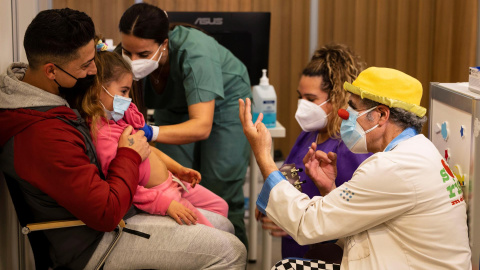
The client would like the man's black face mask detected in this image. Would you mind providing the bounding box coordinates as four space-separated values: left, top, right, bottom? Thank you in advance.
53 64 96 108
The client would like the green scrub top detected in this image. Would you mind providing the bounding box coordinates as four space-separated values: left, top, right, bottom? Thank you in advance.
144 26 252 183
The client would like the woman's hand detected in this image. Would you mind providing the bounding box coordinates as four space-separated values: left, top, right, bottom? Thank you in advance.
175 167 201 188
166 200 198 225
255 208 288 237
303 142 337 196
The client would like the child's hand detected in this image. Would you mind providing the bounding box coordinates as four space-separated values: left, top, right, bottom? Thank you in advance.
166 200 198 225
176 167 201 188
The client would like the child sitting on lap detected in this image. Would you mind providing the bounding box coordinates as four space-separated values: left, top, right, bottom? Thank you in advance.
85 43 228 227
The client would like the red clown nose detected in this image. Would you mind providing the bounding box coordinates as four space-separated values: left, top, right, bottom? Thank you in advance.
338 109 349 120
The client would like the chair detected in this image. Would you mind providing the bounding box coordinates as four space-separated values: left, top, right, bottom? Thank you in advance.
4 173 127 270
4 173 52 270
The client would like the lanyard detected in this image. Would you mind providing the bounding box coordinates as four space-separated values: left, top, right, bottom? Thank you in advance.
384 127 418 152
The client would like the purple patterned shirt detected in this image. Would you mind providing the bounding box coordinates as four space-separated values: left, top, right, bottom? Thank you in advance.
281 130 372 258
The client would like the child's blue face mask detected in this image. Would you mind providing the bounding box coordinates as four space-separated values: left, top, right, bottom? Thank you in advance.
100 86 132 122
340 106 377 153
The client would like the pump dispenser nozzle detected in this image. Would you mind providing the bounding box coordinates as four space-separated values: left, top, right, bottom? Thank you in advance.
260 69 269 85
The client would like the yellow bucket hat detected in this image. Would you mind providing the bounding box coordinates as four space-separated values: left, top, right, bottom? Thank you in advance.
343 67 426 117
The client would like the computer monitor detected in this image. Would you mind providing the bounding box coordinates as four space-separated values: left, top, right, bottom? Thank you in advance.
168 12 271 86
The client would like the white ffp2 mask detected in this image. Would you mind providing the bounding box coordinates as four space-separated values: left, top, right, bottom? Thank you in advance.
295 99 330 132
123 45 165 81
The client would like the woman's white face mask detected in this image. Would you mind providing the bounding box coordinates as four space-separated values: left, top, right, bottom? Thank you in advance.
295 99 330 132
122 45 165 81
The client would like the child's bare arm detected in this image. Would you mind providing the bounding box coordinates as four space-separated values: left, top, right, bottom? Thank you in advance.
150 146 201 187
150 146 183 173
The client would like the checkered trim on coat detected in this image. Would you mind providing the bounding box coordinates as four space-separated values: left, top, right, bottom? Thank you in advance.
271 258 341 270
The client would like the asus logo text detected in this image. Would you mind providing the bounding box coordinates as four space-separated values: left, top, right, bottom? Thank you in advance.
194 18 223 25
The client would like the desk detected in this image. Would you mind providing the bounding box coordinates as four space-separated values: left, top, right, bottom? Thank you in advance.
248 121 285 268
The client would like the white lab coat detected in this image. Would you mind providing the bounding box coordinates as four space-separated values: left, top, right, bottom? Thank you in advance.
262 135 471 269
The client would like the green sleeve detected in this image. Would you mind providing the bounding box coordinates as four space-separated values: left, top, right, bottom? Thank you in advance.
179 43 225 106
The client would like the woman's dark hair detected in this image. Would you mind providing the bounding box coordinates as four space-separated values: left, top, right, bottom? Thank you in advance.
119 3 169 44
24 8 95 69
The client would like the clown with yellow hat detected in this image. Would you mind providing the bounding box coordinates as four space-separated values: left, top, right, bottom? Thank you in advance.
338 67 427 153
344 67 426 117
239 65 471 269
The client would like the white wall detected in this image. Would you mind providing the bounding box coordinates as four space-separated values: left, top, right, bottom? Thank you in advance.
0 0 14 72
477 0 480 66
0 1 49 269
17 0 40 63
0 0 20 268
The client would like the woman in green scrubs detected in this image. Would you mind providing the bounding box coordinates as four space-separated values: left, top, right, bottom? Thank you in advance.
119 3 251 248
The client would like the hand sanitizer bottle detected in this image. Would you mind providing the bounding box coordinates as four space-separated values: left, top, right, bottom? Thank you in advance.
252 69 277 128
